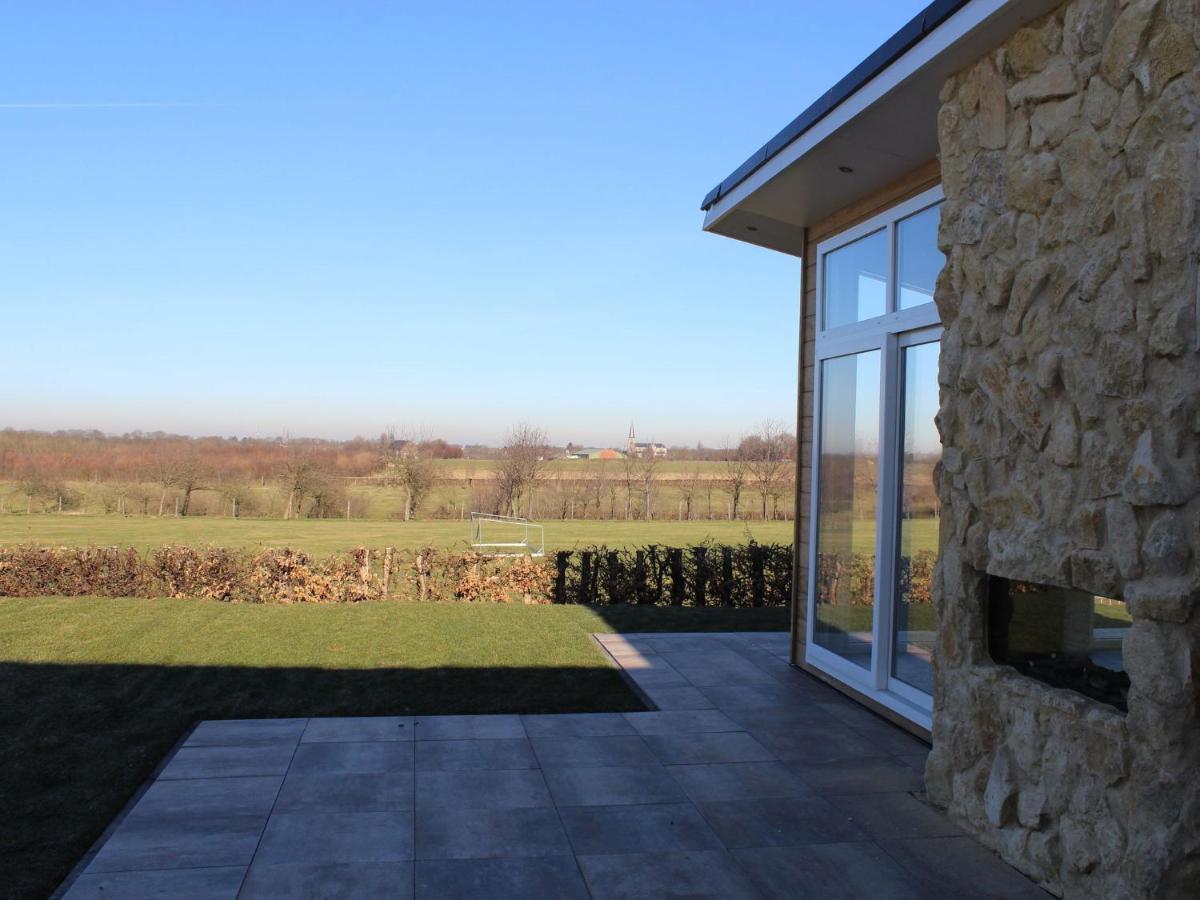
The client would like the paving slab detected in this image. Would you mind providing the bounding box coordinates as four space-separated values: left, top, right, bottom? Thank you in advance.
415 807 572 859
254 811 414 865
274 771 414 813
578 849 760 900
63 866 247 899
240 861 414 899
415 769 552 810
415 856 588 899
64 631 1047 900
301 716 414 743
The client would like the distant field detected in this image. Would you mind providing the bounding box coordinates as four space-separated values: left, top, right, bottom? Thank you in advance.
0 515 794 556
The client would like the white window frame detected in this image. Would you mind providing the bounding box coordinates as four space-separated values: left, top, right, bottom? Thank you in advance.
805 184 944 730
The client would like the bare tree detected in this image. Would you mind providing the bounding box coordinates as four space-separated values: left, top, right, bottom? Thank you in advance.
619 452 638 520
495 424 548 517
745 421 794 520
279 446 322 519
678 467 703 520
720 442 751 520
381 439 436 520
638 452 659 520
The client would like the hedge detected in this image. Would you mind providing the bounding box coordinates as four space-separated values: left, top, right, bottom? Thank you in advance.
0 543 792 607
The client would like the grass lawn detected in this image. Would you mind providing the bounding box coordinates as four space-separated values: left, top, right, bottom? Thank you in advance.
0 597 788 898
0 515 793 557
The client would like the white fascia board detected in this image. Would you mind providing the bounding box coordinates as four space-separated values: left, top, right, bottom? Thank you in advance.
702 0 1014 234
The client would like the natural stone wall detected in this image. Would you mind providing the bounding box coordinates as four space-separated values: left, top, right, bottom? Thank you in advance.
926 0 1200 896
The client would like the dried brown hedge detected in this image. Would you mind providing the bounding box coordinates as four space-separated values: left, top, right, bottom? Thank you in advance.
0 542 801 607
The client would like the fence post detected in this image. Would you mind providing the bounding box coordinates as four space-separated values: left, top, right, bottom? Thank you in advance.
692 546 707 608
383 546 394 598
554 551 571 604
668 549 685 606
578 551 593 604
751 545 765 608
634 550 648 605
648 545 664 604
720 547 734 607
606 551 622 604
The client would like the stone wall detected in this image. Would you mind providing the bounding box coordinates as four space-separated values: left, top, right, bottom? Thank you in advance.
925 0 1200 896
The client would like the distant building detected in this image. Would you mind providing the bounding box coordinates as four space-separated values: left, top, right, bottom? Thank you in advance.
388 439 417 458
626 424 667 458
566 447 625 460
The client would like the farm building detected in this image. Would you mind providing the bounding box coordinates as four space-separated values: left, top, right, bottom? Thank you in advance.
565 447 626 460
701 0 1199 896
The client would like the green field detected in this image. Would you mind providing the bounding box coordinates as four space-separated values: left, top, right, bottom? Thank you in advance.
0 514 793 556
0 598 787 898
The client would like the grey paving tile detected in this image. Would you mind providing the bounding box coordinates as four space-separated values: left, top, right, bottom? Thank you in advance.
642 731 775 765
416 769 551 810
623 709 740 735
881 836 1052 898
816 699 893 728
415 857 588 899
415 807 572 859
790 756 925 795
302 716 414 743
697 795 867 848
558 803 723 855
638 685 715 710
745 721 881 763
897 749 931 774
159 744 295 780
254 811 414 865
415 738 537 771
63 866 246 899
543 765 687 807
124 775 281 821
531 735 659 769
699 683 820 710
734 842 926 899
852 718 933 756
624 667 690 688
659 653 776 687
275 771 415 813
578 849 760 900
86 814 264 872
186 718 307 748
522 713 636 738
611 652 675 671
241 861 413 899
288 740 413 775
720 704 841 731
829 791 962 840
413 714 525 740
666 762 813 802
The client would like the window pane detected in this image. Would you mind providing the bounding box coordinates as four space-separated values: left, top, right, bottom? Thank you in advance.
813 350 880 670
892 340 940 694
823 229 887 329
897 203 943 310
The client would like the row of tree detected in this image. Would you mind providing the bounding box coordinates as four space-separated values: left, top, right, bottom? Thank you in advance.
0 424 797 521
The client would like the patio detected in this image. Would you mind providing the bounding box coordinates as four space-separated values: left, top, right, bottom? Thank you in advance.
61 632 1046 898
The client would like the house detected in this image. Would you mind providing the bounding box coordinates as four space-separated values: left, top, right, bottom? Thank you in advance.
626 424 668 458
701 1 1198 896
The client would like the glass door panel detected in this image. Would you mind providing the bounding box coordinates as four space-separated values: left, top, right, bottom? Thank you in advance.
813 350 880 670
891 340 940 694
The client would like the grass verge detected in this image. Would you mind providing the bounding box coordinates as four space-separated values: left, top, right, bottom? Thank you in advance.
0 597 787 898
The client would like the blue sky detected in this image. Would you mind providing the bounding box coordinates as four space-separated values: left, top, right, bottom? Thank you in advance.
1 1 928 447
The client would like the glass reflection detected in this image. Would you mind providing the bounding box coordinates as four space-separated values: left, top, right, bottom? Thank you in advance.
814 350 880 670
823 229 887 329
892 341 940 693
897 204 944 310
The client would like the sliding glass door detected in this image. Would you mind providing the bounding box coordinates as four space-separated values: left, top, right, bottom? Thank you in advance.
806 185 945 726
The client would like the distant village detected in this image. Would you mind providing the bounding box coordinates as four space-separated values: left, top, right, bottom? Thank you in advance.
564 425 668 461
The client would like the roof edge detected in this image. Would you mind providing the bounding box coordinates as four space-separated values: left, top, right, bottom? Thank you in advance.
699 0 970 212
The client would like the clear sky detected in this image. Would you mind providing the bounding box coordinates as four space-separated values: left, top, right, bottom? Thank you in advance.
1 1 928 447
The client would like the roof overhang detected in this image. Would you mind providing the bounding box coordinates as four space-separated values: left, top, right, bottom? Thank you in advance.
701 0 1061 256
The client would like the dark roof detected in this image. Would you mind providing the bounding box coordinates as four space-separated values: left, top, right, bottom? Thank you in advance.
700 0 970 212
